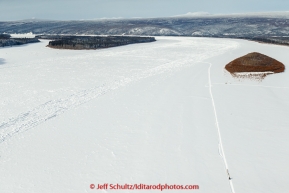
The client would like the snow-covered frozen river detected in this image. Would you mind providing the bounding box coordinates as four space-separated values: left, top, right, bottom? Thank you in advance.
0 36 289 193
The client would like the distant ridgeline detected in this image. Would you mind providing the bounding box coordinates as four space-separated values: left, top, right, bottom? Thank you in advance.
38 35 156 50
0 34 40 47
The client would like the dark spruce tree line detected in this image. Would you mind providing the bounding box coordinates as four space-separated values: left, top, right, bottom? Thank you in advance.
209 35 289 47
248 37 289 46
0 33 40 47
45 35 156 50
0 34 11 39
232 36 289 46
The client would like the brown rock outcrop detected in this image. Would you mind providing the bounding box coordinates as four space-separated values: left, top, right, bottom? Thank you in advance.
225 52 285 74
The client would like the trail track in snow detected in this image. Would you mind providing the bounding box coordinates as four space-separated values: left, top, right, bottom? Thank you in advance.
208 62 236 193
0 38 239 144
0 57 195 143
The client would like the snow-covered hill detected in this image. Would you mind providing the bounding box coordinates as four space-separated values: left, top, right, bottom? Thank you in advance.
0 37 289 193
1 13 289 37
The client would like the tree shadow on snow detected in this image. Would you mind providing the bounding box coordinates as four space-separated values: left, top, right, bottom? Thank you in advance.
0 58 5 65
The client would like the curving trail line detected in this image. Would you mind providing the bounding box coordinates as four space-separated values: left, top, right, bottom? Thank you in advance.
0 57 195 144
207 62 236 193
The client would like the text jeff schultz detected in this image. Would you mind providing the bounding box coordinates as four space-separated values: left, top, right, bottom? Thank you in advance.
90 183 199 191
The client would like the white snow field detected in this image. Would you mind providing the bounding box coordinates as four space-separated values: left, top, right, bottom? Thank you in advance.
0 36 289 193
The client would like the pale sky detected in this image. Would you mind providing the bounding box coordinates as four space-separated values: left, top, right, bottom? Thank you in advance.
0 0 289 21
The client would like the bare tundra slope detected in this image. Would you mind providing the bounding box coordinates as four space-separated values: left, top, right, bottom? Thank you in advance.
0 37 289 193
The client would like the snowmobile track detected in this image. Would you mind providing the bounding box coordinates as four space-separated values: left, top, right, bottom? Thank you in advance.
208 62 236 193
0 57 193 143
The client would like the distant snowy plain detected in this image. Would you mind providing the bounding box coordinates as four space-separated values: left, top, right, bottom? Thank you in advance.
0 36 289 193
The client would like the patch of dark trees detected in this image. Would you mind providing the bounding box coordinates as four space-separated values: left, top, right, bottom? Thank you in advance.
0 33 40 47
243 36 289 46
0 34 11 39
201 34 289 47
45 35 156 50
